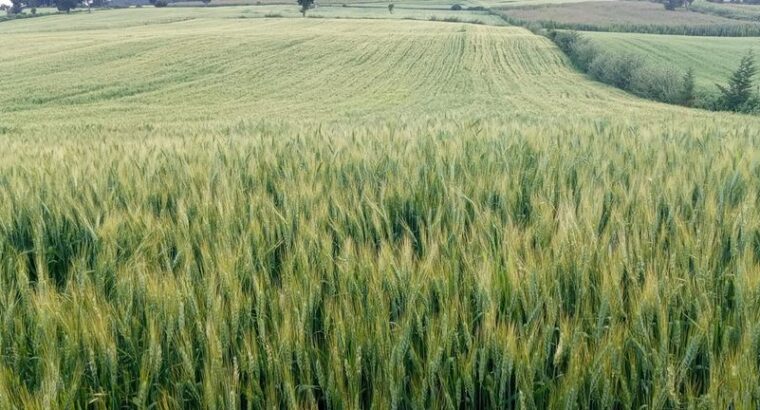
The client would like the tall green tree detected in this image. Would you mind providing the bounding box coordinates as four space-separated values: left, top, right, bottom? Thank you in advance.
717 51 757 112
297 0 313 16
9 0 23 14
681 67 695 106
56 0 78 12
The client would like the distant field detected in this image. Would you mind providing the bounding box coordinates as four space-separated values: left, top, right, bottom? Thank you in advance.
691 0 760 21
498 0 760 35
166 0 602 7
2 4 506 27
0 9 656 132
5 8 760 410
584 31 760 94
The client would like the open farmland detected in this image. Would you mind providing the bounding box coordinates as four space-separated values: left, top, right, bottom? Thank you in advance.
692 0 760 22
498 0 760 35
0 11 663 132
583 31 760 94
3 8 760 410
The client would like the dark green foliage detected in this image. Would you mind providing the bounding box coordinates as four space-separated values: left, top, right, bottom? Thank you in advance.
681 67 696 106
550 31 759 111
716 51 758 112
56 0 78 12
9 0 23 14
451 4 462 10
664 0 684 11
297 0 313 16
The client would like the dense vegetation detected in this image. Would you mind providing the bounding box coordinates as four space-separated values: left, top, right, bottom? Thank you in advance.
5 116 760 409
551 31 695 106
582 30 760 94
4 6 760 410
550 30 760 112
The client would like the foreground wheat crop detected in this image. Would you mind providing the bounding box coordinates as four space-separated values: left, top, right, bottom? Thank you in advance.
2 13 760 409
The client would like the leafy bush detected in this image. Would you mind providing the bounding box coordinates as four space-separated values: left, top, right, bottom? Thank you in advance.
154 0 167 6
451 4 462 10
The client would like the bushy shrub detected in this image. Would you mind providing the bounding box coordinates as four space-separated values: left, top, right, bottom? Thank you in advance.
451 4 462 10
525 21 547 35
589 52 645 90
154 0 167 6
631 65 684 104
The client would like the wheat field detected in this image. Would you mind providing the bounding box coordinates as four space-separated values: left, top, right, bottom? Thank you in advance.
2 11 760 409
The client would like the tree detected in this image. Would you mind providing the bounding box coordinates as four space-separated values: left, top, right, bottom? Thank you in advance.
9 0 23 14
388 3 393 13
663 0 683 10
201 0 211 5
681 67 695 106
298 0 313 16
56 0 79 12
717 51 757 111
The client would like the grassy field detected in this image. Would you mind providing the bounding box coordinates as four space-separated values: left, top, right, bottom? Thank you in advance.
164 0 604 8
692 0 760 22
583 31 760 94
498 0 760 35
1 10 659 132
4 8 760 410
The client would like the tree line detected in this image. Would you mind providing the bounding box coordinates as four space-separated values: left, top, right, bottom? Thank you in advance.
3 0 212 14
551 31 759 113
4 0 103 14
